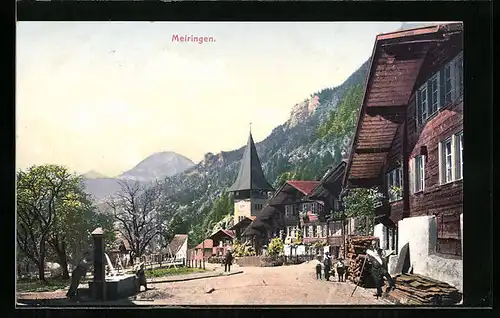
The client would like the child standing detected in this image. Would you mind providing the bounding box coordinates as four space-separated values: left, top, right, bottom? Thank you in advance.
313 255 324 279
335 257 346 282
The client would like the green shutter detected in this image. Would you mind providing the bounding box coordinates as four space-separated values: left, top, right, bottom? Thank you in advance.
415 89 421 125
427 81 432 117
439 70 445 108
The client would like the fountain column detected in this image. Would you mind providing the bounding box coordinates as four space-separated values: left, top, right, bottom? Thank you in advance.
91 227 107 300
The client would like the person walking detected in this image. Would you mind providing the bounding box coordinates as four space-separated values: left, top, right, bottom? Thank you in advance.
323 252 332 281
367 240 396 298
224 249 233 272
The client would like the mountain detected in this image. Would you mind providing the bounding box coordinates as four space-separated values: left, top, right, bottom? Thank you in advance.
158 59 371 247
119 151 195 182
82 170 108 179
83 151 194 201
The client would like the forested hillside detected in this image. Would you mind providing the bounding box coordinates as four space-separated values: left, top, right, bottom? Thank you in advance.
160 60 369 248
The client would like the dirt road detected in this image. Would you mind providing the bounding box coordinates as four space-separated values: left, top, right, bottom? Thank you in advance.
146 262 390 305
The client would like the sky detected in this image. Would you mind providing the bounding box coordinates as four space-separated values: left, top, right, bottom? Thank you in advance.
16 21 405 177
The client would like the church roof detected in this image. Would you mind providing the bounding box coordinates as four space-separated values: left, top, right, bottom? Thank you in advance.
227 132 274 192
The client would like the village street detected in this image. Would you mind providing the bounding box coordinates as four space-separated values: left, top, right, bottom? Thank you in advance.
143 262 390 306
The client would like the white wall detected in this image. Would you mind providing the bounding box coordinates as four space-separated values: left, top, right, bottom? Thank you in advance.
175 238 188 260
373 223 387 248
393 215 463 292
284 244 306 256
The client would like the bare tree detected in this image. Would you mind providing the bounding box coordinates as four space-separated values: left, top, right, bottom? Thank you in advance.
107 180 172 259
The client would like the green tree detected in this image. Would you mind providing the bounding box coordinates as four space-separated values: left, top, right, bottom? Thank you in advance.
17 165 99 281
201 193 233 236
342 188 384 235
317 84 364 151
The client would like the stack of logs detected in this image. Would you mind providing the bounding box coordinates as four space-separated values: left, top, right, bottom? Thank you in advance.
385 274 462 305
345 236 378 287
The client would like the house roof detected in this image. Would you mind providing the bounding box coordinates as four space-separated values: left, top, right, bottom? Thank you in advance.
195 239 213 249
286 181 321 196
209 229 236 240
242 218 272 236
344 23 463 186
227 132 275 192
166 234 188 255
308 161 347 200
243 204 282 237
229 216 255 230
267 180 320 206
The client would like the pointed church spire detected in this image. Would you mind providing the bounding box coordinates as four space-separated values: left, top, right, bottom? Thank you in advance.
227 129 274 193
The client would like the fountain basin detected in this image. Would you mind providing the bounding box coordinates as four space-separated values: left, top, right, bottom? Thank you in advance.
89 274 136 300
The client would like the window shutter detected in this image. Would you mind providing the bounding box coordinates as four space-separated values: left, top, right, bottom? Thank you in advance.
427 81 433 115
439 70 445 108
451 134 457 181
449 58 456 101
409 158 415 195
438 142 443 184
415 91 421 126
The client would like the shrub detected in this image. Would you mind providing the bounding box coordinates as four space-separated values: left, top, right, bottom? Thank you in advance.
296 229 303 245
268 238 284 257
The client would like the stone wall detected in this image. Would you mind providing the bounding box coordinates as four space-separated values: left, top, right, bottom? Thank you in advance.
234 256 261 267
387 215 463 292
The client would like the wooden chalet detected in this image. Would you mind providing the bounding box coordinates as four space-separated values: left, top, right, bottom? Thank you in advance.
193 239 214 260
307 161 347 257
243 180 326 254
209 229 236 256
343 23 463 289
229 216 256 242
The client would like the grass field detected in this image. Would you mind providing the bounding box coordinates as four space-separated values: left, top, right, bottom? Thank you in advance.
145 266 207 278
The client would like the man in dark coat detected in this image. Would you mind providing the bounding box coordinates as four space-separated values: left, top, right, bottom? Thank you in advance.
367 240 396 298
66 251 92 299
135 262 148 292
224 250 233 272
323 252 332 281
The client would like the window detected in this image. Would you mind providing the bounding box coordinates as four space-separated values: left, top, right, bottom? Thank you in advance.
416 51 463 126
316 225 322 238
322 224 327 237
416 84 428 125
429 74 440 115
304 226 309 238
414 155 426 193
439 131 463 184
311 202 317 214
442 138 453 183
386 167 403 202
333 199 340 211
312 225 317 238
285 205 295 217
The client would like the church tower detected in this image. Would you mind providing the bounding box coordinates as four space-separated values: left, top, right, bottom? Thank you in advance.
227 128 274 225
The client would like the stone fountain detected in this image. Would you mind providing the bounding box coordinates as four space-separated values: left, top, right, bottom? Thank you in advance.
88 228 137 300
